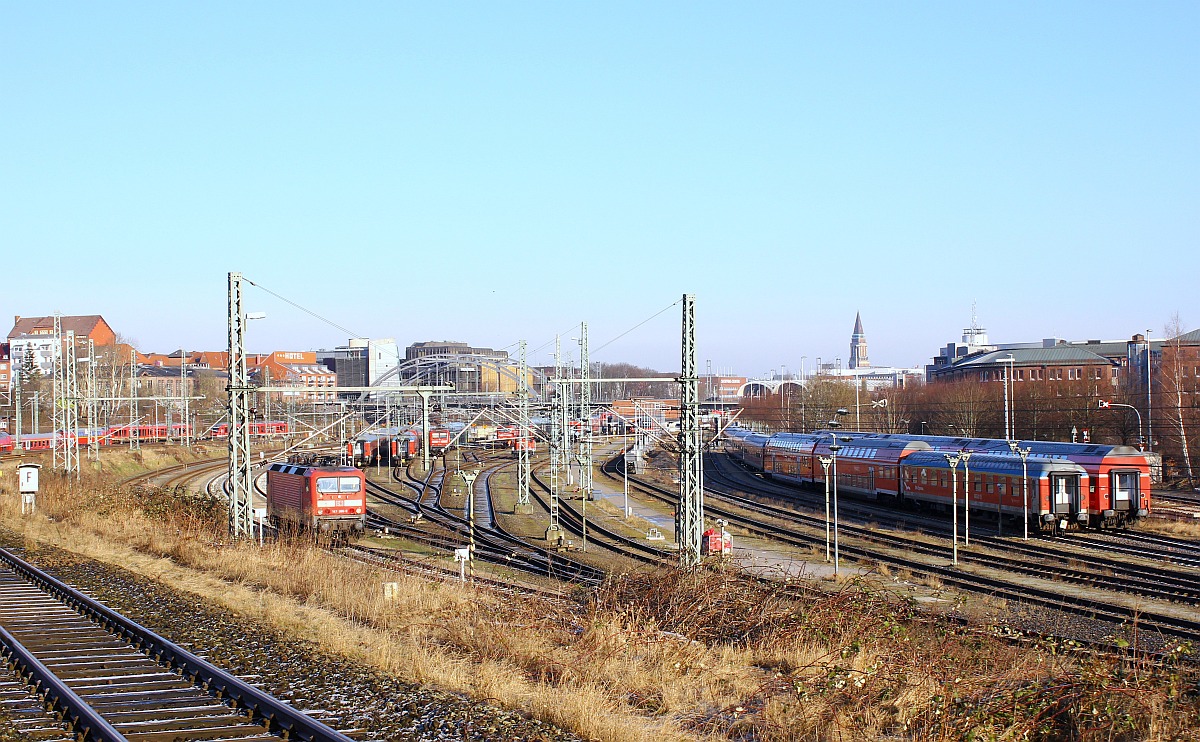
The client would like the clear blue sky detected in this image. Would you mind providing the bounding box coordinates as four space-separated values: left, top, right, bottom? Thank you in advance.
3 3 1196 376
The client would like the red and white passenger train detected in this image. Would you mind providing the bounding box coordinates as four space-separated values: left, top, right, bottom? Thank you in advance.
724 428 1151 532
0 421 291 454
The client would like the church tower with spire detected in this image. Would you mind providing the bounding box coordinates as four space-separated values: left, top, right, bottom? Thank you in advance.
849 312 870 370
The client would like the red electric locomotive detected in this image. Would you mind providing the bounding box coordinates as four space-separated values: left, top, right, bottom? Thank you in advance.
428 429 452 450
0 432 13 454
266 462 366 537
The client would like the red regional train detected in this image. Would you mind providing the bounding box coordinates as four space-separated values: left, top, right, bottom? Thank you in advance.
205 421 290 438
1 421 292 453
724 427 1144 533
265 461 367 536
350 427 420 467
857 433 1150 530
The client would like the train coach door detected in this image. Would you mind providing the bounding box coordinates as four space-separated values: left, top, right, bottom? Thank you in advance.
1110 471 1138 512
1051 474 1080 515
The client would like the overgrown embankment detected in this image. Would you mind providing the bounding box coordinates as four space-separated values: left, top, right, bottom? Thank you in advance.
1 451 1196 741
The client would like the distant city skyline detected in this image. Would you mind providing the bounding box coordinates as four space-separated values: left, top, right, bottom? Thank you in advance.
3 305 1178 382
4 4 1195 374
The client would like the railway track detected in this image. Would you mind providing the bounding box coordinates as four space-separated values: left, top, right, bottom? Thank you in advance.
705 455 1200 606
608 451 1200 644
341 543 574 603
364 461 606 585
524 468 672 564
0 547 353 742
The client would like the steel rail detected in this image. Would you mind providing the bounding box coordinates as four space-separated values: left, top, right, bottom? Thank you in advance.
619 455 1200 642
0 623 125 741
0 547 355 742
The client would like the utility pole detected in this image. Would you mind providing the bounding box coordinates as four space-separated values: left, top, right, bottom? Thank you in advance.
181 345 190 448
14 375 21 449
419 389 432 471
129 348 139 450
461 468 479 582
562 338 573 487
546 337 563 545
52 317 80 478
515 340 533 513
579 322 592 497
86 339 98 461
227 271 255 538
677 294 704 568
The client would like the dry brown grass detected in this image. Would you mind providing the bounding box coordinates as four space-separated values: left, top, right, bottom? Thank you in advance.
2 453 1198 741
1140 516 1200 538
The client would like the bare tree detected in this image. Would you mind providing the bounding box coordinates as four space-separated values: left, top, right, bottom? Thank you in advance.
1159 313 1195 483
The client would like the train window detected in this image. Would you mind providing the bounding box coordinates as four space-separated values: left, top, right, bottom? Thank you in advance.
920 469 927 484
940 474 947 488
998 479 1006 496
986 477 994 494
316 477 340 493
339 477 362 492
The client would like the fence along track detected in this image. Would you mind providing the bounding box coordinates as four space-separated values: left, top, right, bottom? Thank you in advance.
0 547 354 742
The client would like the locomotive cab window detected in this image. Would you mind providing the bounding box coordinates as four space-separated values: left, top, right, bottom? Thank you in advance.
340 477 361 492
316 477 339 493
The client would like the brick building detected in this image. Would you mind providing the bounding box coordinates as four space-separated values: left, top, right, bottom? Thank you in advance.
7 315 118 381
251 351 336 402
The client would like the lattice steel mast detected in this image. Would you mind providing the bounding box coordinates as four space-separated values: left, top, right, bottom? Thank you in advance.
546 336 563 543
227 272 254 537
515 340 533 513
52 315 80 478
677 294 703 567
578 322 592 496
86 339 98 460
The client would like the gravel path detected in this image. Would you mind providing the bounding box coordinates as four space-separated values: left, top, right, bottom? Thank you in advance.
0 533 581 742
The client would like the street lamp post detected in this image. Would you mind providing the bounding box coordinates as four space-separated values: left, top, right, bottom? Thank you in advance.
1008 441 1031 540
827 408 848 575
819 455 832 562
962 451 972 546
870 398 887 434
622 429 630 519
944 452 961 565
461 468 479 581
831 439 842 575
575 454 589 551
1098 399 1144 450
